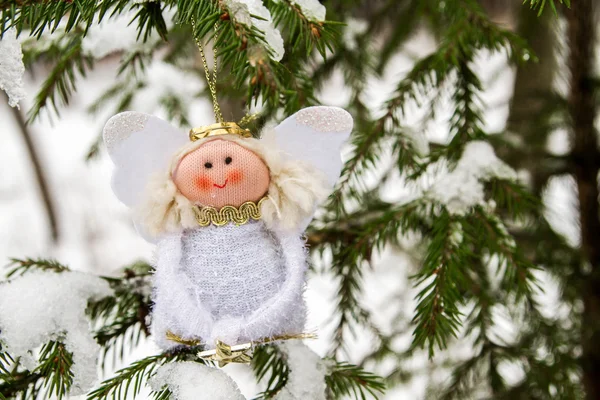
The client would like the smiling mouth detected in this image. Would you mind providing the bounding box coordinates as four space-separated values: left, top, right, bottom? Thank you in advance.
213 179 228 189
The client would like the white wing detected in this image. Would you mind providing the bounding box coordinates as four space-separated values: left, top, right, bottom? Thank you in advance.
103 111 189 209
273 106 353 191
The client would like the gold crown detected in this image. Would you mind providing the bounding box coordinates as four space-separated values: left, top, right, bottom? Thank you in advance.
189 122 252 141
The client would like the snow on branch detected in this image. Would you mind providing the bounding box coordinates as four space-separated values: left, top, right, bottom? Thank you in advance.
288 0 326 21
0 270 112 395
149 362 244 400
274 342 328 400
0 27 26 108
223 0 285 61
428 141 517 215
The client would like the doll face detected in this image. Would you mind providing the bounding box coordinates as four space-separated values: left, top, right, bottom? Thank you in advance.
173 139 270 208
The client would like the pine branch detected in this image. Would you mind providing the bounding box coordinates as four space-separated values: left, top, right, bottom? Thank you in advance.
524 0 571 16
6 257 69 278
330 0 530 213
0 341 74 400
27 31 93 122
88 263 153 368
87 354 172 400
134 1 169 42
252 344 385 400
0 0 149 38
326 362 386 399
251 345 289 399
150 388 172 400
267 0 341 59
37 341 73 399
411 212 468 357
470 207 538 300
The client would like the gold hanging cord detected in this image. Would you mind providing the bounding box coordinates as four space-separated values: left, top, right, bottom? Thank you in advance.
192 20 223 123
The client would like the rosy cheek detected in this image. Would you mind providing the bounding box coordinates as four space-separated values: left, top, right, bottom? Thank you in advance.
227 169 243 184
195 176 213 191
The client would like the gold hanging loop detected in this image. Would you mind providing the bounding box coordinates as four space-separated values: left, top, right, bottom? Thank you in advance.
192 20 223 123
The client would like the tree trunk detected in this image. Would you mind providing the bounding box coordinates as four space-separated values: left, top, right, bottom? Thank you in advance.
504 3 556 195
5 95 59 243
566 2 600 399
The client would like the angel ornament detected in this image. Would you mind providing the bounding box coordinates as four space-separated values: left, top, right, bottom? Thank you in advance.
104 106 352 352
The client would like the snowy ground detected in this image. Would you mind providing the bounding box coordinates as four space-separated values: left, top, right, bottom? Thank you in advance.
0 23 578 399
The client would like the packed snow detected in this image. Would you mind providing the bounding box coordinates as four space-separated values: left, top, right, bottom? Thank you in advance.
0 270 112 395
82 9 175 59
82 14 143 59
149 361 245 400
274 341 328 400
289 0 326 21
405 128 430 156
224 0 285 61
342 17 368 51
0 28 26 107
133 60 204 114
428 140 517 215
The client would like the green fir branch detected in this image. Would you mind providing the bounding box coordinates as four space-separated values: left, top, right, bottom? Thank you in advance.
37 341 74 399
87 354 172 400
0 0 132 38
411 212 469 357
6 258 70 278
251 345 289 399
326 362 386 399
523 0 571 16
0 341 74 400
267 0 341 59
134 1 169 42
27 31 93 122
88 263 153 368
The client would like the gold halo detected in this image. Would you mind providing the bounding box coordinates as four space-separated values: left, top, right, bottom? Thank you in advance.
189 122 252 141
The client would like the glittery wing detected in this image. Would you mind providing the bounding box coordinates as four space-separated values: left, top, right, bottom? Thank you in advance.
273 106 353 190
103 111 189 209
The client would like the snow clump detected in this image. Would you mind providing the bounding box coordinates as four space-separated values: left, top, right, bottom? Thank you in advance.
274 341 328 400
0 270 112 395
0 28 26 108
149 361 244 400
224 0 285 61
428 140 517 215
289 0 326 21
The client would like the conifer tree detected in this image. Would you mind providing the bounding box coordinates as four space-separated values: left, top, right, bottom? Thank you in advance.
1 0 597 399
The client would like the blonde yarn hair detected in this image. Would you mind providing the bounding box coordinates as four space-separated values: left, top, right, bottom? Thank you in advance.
137 128 328 235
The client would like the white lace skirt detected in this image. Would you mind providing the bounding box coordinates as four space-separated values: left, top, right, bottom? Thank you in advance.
179 221 287 319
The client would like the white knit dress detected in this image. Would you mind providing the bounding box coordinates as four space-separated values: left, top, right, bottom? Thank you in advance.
151 220 308 349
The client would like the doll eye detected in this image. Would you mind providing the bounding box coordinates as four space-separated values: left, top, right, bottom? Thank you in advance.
204 162 213 169
225 156 232 165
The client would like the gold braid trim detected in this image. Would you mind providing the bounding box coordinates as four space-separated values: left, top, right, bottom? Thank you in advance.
194 197 267 227
166 331 201 346
165 331 317 366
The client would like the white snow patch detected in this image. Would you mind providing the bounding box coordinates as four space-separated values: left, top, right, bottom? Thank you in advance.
289 0 326 21
405 128 430 156
449 221 463 247
428 141 516 215
0 28 26 107
149 361 244 400
224 0 285 61
342 18 368 51
132 60 203 115
274 341 328 400
0 270 112 395
82 14 140 59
